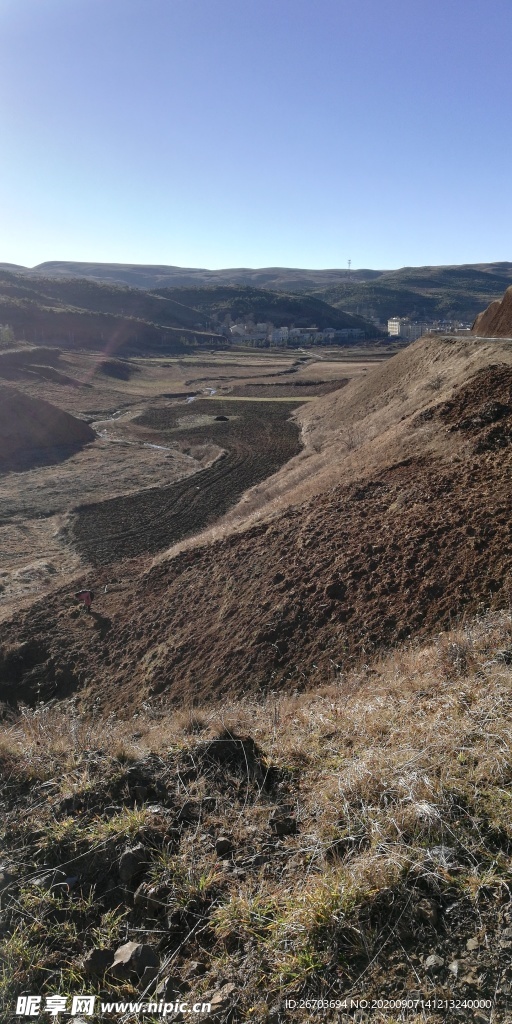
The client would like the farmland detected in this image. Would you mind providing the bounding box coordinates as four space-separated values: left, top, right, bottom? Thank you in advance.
70 399 304 564
0 346 385 612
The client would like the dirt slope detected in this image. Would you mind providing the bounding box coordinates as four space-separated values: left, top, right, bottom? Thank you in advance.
2 355 512 711
472 284 512 336
168 333 512 548
0 384 95 470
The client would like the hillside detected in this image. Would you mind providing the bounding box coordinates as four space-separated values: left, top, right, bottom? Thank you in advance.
3 333 512 1020
0 271 377 353
3 259 512 323
151 285 370 331
0 383 95 470
313 263 512 323
0 270 220 354
2 333 512 710
472 284 512 336
2 610 512 1021
0 260 383 290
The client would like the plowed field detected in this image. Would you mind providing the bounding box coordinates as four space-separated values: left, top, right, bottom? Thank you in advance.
70 399 303 565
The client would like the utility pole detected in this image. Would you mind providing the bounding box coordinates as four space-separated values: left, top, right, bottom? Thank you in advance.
347 259 351 277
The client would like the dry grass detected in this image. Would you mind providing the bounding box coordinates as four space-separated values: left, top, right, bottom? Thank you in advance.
1 610 512 1021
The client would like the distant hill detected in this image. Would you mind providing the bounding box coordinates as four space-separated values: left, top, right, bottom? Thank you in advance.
3 259 511 324
151 285 371 331
0 271 378 353
313 263 512 323
0 260 380 291
0 271 222 354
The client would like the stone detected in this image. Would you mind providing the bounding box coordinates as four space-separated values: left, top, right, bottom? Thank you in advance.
425 953 445 971
466 936 480 951
155 975 183 1000
215 836 234 857
178 801 200 823
83 947 115 976
119 844 148 884
417 898 439 926
184 961 207 979
31 869 68 894
205 983 237 1017
109 941 159 980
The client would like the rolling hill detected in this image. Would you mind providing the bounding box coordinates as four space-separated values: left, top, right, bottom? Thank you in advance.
313 262 512 322
0 270 378 353
2 259 512 323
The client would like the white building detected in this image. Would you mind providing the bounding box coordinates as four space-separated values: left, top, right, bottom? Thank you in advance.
388 318 428 341
269 327 289 344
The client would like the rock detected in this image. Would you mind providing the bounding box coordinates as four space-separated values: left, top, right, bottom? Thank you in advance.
205 982 237 1018
466 936 480 951
178 801 200 823
448 960 461 976
417 898 439 926
104 805 123 818
119 844 148 883
425 953 445 972
215 836 234 857
31 869 68 894
155 975 183 1000
269 813 297 836
184 961 207 979
83 947 115 976
109 941 159 980
133 881 167 913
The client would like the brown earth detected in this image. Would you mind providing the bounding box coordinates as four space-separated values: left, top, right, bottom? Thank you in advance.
0 383 95 471
2 337 512 713
69 399 303 564
1 347 380 618
472 283 512 336
227 378 349 397
2 361 512 712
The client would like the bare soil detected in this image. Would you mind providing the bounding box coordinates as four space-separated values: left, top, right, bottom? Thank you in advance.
473 284 512 336
2 347 376 613
2 362 512 713
69 399 303 564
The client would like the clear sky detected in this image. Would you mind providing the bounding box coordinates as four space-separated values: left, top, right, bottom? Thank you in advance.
1 0 511 271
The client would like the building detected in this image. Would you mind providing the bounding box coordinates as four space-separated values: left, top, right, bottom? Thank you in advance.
388 318 429 341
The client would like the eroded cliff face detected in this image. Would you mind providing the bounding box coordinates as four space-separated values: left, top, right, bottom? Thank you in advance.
472 285 512 337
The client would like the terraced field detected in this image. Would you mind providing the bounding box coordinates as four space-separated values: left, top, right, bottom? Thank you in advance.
70 399 303 565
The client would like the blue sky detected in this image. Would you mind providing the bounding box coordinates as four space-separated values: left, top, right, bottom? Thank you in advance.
1 0 511 270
